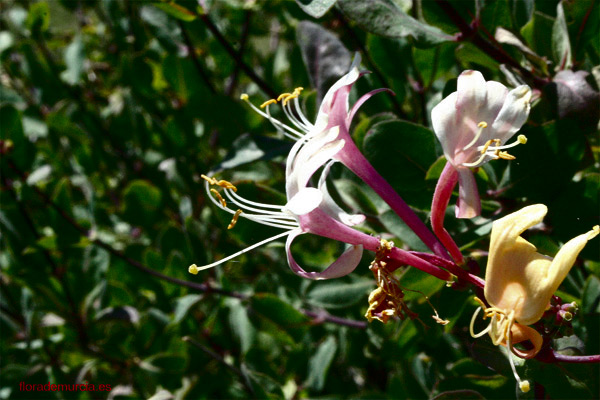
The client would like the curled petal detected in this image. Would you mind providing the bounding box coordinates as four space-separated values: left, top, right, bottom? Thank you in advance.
348 88 395 124
285 229 363 280
455 168 481 218
506 323 543 359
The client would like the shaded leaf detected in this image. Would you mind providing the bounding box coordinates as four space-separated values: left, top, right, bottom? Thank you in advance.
338 0 453 46
305 335 337 391
295 0 337 18
297 21 352 104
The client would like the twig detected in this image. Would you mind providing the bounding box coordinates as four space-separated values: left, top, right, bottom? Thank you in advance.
433 0 548 88
197 12 278 99
302 309 367 329
226 11 252 96
178 21 217 94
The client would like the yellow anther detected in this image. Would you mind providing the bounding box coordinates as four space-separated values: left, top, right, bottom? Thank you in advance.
497 151 516 160
519 381 530 393
478 121 488 128
282 94 299 106
188 264 199 275
518 134 527 144
277 92 293 101
240 93 249 101
216 180 237 191
210 189 227 207
294 87 304 92
228 209 243 229
201 174 218 185
202 174 237 192
260 99 277 108
480 139 495 154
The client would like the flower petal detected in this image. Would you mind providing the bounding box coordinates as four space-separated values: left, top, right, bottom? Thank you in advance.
455 168 481 218
490 85 532 144
285 229 363 280
431 92 459 162
506 323 543 359
456 70 487 119
317 161 365 226
285 187 323 216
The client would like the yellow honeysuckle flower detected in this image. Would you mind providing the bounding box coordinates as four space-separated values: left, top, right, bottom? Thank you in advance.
471 204 599 392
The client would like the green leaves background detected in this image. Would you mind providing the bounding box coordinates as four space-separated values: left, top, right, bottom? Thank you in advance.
1 0 598 398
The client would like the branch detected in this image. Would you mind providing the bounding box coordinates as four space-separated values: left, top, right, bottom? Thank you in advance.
433 0 548 88
178 21 217 94
197 12 278 99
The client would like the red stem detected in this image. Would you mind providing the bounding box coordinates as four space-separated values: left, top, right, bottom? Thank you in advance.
431 163 464 264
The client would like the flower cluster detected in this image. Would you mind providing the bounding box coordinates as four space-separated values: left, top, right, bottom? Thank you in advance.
189 59 599 392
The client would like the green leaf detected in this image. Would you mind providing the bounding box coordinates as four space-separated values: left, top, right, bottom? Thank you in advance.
362 119 437 208
379 210 429 252
25 165 52 186
552 2 572 70
295 0 337 18
305 335 337 391
122 180 163 226
152 2 196 22
26 1 50 35
227 298 256 355
250 293 309 345
338 0 453 47
582 275 600 314
170 294 202 326
213 133 292 173
306 279 373 309
296 21 351 103
60 34 85 85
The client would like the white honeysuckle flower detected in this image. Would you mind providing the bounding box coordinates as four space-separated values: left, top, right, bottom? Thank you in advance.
431 70 532 218
469 204 599 392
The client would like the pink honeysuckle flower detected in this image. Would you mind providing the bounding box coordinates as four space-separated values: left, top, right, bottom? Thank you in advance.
189 59 453 281
191 125 368 280
242 54 450 260
431 70 532 219
192 124 450 281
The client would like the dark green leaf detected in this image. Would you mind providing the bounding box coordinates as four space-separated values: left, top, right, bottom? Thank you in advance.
338 0 453 46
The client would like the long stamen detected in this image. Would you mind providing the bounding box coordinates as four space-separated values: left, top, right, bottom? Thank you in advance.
482 134 527 151
188 230 295 273
469 307 492 338
506 328 530 393
292 93 313 128
461 151 493 168
462 121 488 151
240 94 304 138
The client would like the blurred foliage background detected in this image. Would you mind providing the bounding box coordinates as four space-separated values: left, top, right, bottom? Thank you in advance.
0 0 599 399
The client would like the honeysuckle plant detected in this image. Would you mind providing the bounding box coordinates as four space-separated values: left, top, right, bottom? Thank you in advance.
430 70 532 263
470 204 599 392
